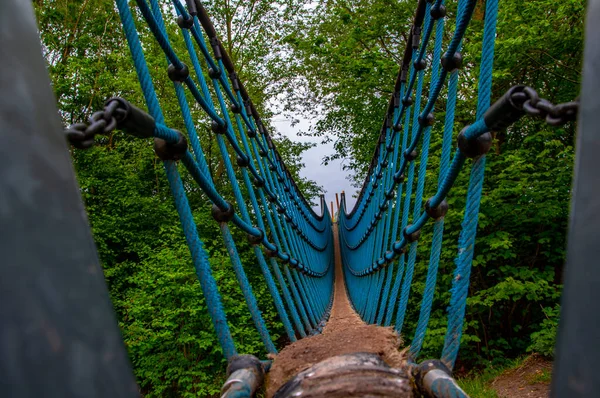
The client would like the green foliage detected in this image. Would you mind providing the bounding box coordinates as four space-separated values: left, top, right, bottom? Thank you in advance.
528 305 561 358
458 355 554 398
458 356 527 398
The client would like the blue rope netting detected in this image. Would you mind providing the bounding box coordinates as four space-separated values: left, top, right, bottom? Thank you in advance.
338 0 499 369
113 0 499 374
115 0 334 360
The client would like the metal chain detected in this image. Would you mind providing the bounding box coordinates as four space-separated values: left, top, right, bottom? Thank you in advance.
510 86 579 127
65 99 127 149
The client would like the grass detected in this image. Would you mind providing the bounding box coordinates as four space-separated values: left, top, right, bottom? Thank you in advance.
457 357 528 398
526 367 552 384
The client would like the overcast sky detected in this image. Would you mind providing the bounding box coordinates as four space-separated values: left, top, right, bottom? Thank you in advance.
273 115 358 216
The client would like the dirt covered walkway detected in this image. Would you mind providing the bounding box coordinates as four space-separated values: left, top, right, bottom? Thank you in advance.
266 224 406 396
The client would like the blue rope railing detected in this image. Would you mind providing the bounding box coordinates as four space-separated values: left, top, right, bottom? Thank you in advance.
111 0 499 375
51 1 577 397
62 0 577 395
112 0 334 361
338 0 500 369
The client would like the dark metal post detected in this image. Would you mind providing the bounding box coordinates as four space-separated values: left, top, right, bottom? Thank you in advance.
0 1 138 396
551 1 600 396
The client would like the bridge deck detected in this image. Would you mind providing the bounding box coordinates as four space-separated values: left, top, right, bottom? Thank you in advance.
266 224 406 396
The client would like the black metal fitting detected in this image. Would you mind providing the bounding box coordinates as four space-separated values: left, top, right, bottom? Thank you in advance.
244 100 253 116
394 173 405 184
379 202 389 212
415 360 458 397
375 213 382 221
376 170 383 179
425 198 449 220
277 176 284 183
247 229 264 245
229 103 241 114
393 92 401 108
384 251 394 264
208 67 221 79
247 128 258 138
185 0 197 15
229 72 241 91
267 193 277 203
441 51 463 72
284 186 290 193
483 85 526 131
253 177 265 188
393 123 403 132
154 131 187 161
403 225 421 242
236 155 249 168
226 355 264 379
222 355 265 398
430 4 447 19
404 149 418 161
381 160 389 168
393 243 407 255
211 120 227 134
268 164 276 171
258 124 267 136
176 15 194 29
412 26 421 48
276 206 285 214
414 58 427 71
418 113 435 127
209 37 222 59
385 116 393 130
167 63 189 82
400 66 409 83
105 97 155 138
211 202 235 223
402 96 414 107
457 127 492 158
386 191 395 200
256 148 266 157
285 215 292 223
373 182 379 189
386 144 394 152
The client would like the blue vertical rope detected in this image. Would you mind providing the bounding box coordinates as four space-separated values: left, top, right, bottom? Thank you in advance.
114 0 237 359
442 0 499 369
115 0 334 366
337 0 499 372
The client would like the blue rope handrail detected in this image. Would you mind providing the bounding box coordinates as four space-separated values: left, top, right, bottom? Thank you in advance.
338 0 500 369
109 0 498 372
113 0 335 359
58 0 573 391
56 0 577 394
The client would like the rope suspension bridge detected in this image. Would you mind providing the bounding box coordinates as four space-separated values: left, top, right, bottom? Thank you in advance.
0 0 595 397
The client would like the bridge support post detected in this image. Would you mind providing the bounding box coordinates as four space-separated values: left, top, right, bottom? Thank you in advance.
551 1 600 396
0 1 138 397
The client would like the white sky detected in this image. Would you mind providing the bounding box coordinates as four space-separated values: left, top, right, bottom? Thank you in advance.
272 115 358 215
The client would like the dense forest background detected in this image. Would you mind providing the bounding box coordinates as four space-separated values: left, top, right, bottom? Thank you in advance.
35 0 584 396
